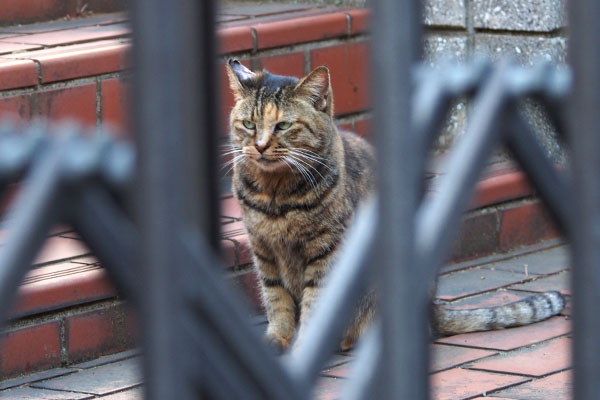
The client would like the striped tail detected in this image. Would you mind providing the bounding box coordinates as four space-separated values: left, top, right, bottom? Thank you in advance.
432 291 566 336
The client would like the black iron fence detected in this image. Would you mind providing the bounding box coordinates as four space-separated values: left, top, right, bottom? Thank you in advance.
0 0 597 398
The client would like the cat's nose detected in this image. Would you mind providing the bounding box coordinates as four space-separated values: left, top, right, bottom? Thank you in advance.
255 140 269 154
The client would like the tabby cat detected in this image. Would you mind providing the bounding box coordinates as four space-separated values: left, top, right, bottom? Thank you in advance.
225 59 565 352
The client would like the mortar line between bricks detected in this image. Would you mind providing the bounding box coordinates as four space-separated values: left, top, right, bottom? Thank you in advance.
95 76 102 131
483 370 572 398
438 281 548 303
0 64 128 96
344 13 352 36
4 298 124 332
467 365 572 380
32 59 43 88
103 383 145 397
438 285 567 308
59 318 68 366
465 0 474 55
29 384 98 396
423 26 469 35
472 380 534 400
473 27 568 38
0 75 99 99
303 48 310 75
219 33 370 60
435 330 572 353
250 27 258 54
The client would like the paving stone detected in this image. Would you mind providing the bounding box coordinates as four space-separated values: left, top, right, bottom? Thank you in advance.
424 0 466 28
510 270 570 295
441 239 563 274
492 370 572 400
436 316 570 351
0 368 74 390
313 376 343 400
323 353 352 370
0 386 93 399
33 358 142 396
322 363 351 379
431 344 497 373
98 386 143 399
71 349 141 369
34 235 91 266
469 336 571 376
488 245 570 275
436 266 529 301
444 290 530 309
323 344 497 378
472 0 566 32
430 368 529 400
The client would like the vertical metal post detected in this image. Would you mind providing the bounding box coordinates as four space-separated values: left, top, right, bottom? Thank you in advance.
132 0 217 398
568 0 600 398
372 0 425 398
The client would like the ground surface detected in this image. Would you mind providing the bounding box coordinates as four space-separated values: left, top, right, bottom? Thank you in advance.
0 241 571 399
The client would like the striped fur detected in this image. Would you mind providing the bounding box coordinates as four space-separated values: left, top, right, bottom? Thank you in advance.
225 59 565 352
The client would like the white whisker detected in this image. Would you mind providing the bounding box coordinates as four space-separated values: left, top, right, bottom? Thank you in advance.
221 149 244 157
288 154 326 182
221 154 246 176
293 147 327 160
288 150 333 172
285 156 317 192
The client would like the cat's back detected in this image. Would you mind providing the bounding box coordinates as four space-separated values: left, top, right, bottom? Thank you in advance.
338 129 376 205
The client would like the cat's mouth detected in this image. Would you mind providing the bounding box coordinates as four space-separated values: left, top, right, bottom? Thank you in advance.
257 157 277 164
251 155 288 171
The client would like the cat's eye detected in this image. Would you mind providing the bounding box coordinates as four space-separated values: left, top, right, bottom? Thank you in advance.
275 121 292 131
243 120 256 130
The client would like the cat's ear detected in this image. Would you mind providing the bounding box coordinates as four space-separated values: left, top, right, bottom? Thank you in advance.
226 59 256 101
294 66 334 115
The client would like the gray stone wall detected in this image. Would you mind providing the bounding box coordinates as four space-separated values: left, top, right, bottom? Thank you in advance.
423 0 567 160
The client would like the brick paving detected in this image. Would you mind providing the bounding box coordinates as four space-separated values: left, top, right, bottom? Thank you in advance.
0 243 572 399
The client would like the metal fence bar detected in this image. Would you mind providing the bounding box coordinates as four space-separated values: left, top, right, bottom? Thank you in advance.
179 235 300 400
568 0 600 398
70 187 140 303
371 0 424 398
503 108 570 234
132 1 204 398
416 63 509 285
0 136 67 324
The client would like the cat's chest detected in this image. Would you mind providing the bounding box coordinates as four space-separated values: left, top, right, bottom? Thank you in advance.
242 205 309 240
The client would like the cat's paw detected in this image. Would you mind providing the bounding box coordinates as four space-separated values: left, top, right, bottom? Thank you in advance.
265 332 291 354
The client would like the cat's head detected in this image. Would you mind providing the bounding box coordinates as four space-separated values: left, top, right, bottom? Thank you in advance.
226 59 335 172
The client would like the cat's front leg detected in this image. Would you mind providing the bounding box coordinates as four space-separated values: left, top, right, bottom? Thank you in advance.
293 260 329 351
254 256 297 353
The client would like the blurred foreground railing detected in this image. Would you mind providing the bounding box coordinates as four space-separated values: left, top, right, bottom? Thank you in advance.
0 0 597 399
